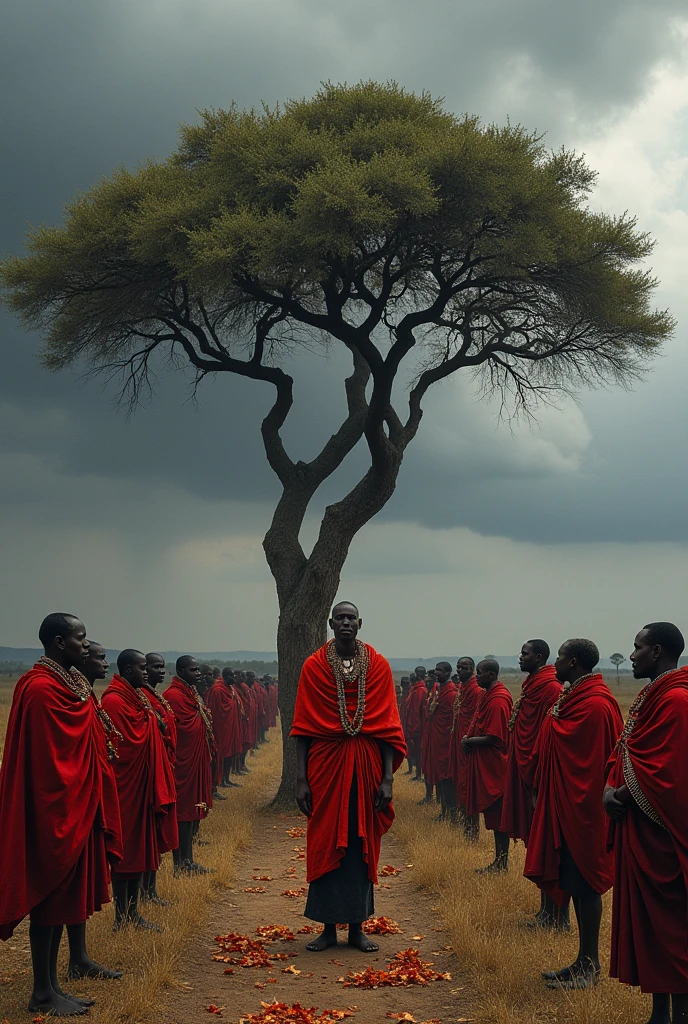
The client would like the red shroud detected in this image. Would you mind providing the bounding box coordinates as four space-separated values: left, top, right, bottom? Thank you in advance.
207 681 243 760
253 680 268 730
102 675 178 872
424 681 458 784
501 665 562 843
266 684 279 728
290 643 406 884
465 682 513 817
148 687 178 765
236 681 257 749
404 680 427 760
163 677 213 822
607 667 688 993
448 676 481 805
0 665 122 939
524 674 622 905
420 682 438 779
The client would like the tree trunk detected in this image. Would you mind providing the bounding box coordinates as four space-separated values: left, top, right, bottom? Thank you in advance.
271 604 329 808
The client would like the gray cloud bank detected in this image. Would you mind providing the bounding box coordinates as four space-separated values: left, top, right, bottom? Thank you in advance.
2 0 688 647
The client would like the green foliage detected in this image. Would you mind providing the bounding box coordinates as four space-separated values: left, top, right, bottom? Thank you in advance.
1 79 673 408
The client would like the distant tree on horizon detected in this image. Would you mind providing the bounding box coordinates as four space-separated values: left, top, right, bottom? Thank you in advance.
2 82 672 799
609 652 626 683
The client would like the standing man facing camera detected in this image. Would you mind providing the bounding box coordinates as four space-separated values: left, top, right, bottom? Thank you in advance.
291 602 406 953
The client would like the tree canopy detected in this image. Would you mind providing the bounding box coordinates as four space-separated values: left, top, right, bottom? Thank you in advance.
1 81 674 794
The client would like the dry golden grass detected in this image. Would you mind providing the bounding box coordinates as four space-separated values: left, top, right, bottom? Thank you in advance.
0 675 282 1023
394 773 649 1024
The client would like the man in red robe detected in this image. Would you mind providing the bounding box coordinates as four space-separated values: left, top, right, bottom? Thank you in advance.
405 670 427 782
207 668 243 788
102 650 177 931
448 657 482 840
604 622 688 1024
420 669 438 804
200 664 226 803
141 651 178 904
462 659 513 873
501 639 565 929
234 672 253 774
291 601 406 953
164 656 214 875
0 613 122 1017
63 643 123 983
424 662 459 820
524 639 623 989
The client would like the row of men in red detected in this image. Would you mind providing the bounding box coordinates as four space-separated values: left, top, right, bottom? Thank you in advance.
206 666 279 789
0 614 216 1017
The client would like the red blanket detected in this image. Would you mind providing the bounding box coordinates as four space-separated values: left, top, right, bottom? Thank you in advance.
524 674 622 904
290 642 406 884
163 677 214 822
207 681 243 761
424 681 458 784
236 681 255 750
608 667 688 992
0 664 122 939
501 665 562 842
102 675 178 872
420 682 438 779
404 680 427 760
465 682 513 816
448 676 481 803
148 686 178 765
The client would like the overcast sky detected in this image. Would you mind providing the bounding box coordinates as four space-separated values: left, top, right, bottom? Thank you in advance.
2 1 688 657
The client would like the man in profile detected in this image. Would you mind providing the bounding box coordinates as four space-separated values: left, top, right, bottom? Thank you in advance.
164 656 214 875
501 640 565 929
424 662 458 820
605 622 688 1024
449 657 481 839
462 659 513 873
102 650 176 931
142 652 178 903
0 613 122 1016
525 639 622 989
291 601 406 952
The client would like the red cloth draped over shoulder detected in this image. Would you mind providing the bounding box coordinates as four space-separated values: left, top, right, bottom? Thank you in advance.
420 682 438 779
404 680 427 759
253 681 268 730
0 664 123 940
267 685 278 728
524 674 622 905
465 682 513 816
424 681 458 784
148 687 178 765
207 681 242 759
607 667 688 993
449 676 481 804
163 678 213 822
235 683 252 750
101 676 178 872
501 665 562 842
290 642 406 885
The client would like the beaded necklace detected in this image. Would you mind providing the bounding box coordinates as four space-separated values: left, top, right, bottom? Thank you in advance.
326 638 368 737
450 688 462 733
617 669 676 748
38 656 121 760
148 685 173 715
615 669 677 832
133 684 166 730
549 673 596 719
191 684 215 750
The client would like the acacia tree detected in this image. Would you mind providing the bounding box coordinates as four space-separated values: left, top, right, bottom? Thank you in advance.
609 653 626 683
2 82 673 800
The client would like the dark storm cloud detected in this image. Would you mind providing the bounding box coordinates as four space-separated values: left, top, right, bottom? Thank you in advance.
1 0 687 552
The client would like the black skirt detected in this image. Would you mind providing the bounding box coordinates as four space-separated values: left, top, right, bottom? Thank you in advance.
304 774 374 925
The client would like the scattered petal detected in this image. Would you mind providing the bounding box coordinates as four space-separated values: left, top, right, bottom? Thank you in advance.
205 1006 224 1016
379 865 401 876
244 887 268 894
282 965 301 975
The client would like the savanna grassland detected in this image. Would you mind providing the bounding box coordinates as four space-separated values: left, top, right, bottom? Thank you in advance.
0 674 650 1024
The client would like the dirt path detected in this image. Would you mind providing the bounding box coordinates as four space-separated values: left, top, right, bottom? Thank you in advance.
162 809 470 1024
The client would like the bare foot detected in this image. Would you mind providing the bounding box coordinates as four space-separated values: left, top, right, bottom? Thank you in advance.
29 991 89 1017
306 931 338 952
348 925 379 953
68 960 123 981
